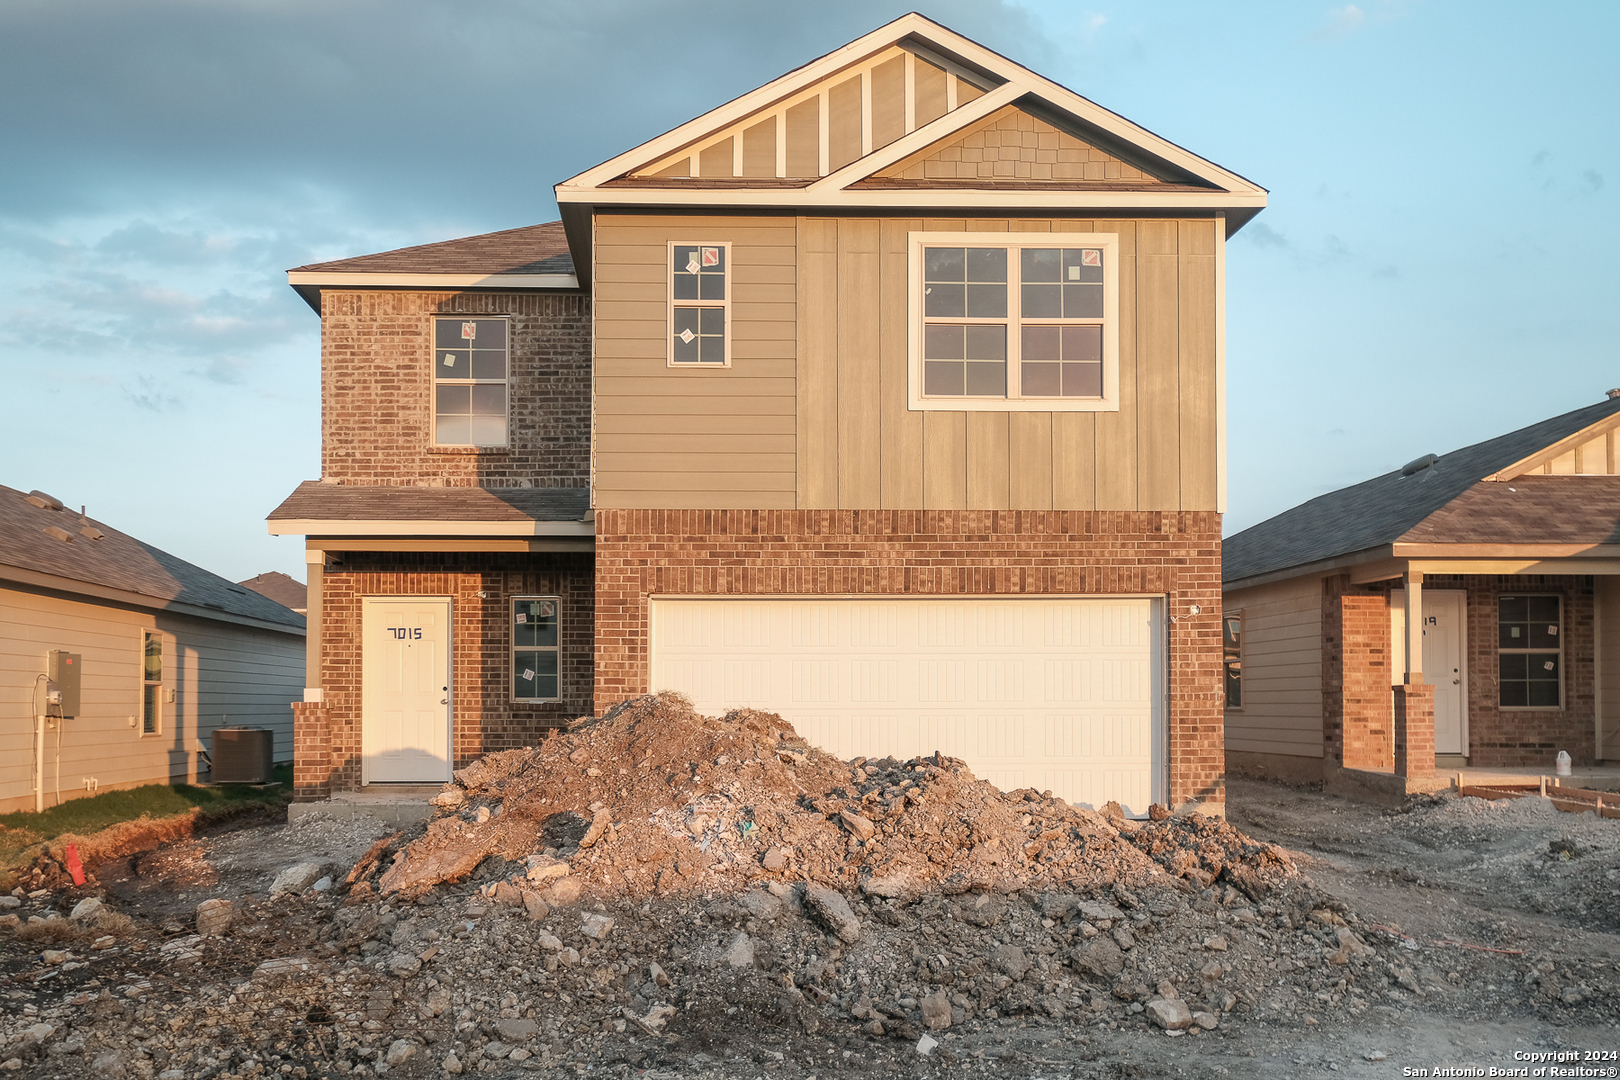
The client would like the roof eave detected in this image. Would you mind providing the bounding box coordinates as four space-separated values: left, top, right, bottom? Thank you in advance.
266 518 595 538
0 563 306 636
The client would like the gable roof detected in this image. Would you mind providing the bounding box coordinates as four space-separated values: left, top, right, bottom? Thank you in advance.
1222 396 1620 586
238 571 308 613
286 222 578 312
555 13 1265 284
0 484 305 633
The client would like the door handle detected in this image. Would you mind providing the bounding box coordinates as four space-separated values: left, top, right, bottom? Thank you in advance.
1452 679 1460 685
440 698 448 705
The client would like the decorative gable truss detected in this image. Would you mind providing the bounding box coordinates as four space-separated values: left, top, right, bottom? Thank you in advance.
1488 408 1620 480
556 13 1266 235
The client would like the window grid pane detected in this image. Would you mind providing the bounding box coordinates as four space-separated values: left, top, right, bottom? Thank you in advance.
433 317 508 446
513 597 560 701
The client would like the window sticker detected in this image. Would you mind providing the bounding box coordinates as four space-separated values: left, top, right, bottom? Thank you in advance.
686 257 700 274
515 613 527 624
1544 660 1556 671
702 247 720 266
679 328 696 343
1081 249 1101 266
443 354 456 366
1548 625 1558 635
540 601 556 617
522 668 535 681
461 322 477 340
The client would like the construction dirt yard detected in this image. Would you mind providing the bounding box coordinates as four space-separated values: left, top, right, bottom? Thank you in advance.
3 693 1617 1079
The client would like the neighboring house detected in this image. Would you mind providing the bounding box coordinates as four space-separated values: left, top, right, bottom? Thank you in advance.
271 14 1266 815
1223 395 1620 791
1 484 306 813
239 572 308 615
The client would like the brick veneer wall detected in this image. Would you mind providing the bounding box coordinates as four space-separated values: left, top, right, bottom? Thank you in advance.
319 290 590 488
593 509 1225 810
297 551 593 797
1423 574 1596 766
1321 575 1395 770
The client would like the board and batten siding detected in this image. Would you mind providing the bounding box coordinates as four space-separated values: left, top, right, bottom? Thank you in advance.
592 213 1220 512
1223 576 1324 759
0 585 304 813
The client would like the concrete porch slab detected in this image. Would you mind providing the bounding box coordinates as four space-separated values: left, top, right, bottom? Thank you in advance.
287 785 440 828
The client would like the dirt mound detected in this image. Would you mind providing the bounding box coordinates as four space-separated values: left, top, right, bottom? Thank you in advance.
367 693 1291 905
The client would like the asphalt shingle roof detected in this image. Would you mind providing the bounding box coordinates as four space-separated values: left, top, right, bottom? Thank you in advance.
290 222 574 277
267 483 590 523
1222 397 1620 584
0 484 306 630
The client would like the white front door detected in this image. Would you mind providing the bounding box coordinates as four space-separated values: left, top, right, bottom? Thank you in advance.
649 596 1165 816
362 598 452 783
1393 589 1467 756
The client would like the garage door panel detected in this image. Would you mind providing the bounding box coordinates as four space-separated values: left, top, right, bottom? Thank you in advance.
651 597 1164 814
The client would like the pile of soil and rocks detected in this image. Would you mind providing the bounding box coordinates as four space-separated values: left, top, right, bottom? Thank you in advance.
4 696 1615 1079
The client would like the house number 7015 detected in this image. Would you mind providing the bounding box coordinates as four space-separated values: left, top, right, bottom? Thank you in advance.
388 628 424 640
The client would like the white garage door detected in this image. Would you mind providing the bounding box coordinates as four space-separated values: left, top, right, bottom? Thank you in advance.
649 597 1165 815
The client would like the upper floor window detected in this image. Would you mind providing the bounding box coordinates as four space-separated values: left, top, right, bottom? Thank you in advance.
433 316 509 446
142 630 163 735
668 242 731 366
907 232 1118 412
1499 594 1561 708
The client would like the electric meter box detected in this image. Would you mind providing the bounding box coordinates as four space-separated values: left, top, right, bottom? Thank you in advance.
47 650 82 716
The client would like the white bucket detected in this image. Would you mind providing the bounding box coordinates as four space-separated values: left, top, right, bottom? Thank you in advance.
1555 750 1572 777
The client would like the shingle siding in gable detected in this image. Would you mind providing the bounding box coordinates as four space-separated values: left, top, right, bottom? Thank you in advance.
319 291 591 488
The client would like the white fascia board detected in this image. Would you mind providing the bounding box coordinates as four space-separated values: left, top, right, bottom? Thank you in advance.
560 14 945 191
286 271 580 290
804 82 1021 192
558 186 1266 212
267 519 595 538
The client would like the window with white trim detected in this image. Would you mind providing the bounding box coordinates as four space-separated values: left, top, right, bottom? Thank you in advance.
1498 594 1560 708
512 596 560 702
668 242 730 365
432 316 509 446
142 630 162 735
1223 613 1242 709
908 232 1119 412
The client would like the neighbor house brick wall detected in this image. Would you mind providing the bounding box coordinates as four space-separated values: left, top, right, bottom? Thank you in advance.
319 290 590 488
1321 575 1394 770
593 508 1225 810
1423 574 1595 767
302 551 593 796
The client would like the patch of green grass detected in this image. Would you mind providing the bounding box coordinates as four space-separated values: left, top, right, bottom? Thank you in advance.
0 763 292 875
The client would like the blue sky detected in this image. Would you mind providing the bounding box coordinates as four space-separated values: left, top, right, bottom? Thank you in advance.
1 0 1613 582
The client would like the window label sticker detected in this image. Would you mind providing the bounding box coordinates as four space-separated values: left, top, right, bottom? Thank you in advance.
686 258 700 274
515 613 526 624
1081 249 1101 266
522 669 535 681
1068 266 1081 280
702 247 720 266
679 329 695 343
1548 625 1558 635
461 322 477 340
1544 660 1556 670
540 601 556 617
443 354 455 366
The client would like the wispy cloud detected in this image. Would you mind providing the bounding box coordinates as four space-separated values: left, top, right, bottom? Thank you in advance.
1320 4 1365 37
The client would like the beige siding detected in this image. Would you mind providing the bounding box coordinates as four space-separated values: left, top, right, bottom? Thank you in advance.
594 213 1221 512
1224 577 1324 759
1598 577 1620 760
1 584 303 813
595 214 800 508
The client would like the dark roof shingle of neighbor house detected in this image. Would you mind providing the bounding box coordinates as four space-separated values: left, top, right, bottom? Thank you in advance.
0 484 306 630
238 571 307 612
289 221 574 276
267 483 590 523
1223 397 1620 585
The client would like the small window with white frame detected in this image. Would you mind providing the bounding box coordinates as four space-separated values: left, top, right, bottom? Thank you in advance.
668 241 731 366
141 630 162 735
907 232 1119 411
1223 613 1242 709
512 596 560 702
1498 594 1560 708
432 316 509 446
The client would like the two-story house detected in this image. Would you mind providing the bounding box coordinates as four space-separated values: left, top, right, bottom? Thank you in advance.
270 14 1266 816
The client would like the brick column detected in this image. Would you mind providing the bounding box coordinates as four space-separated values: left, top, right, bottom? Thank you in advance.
1393 683 1436 779
1323 576 1395 770
291 701 332 801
